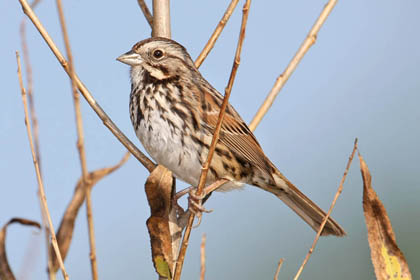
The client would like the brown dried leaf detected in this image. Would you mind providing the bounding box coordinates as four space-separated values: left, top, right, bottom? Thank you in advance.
359 152 412 280
145 165 174 278
0 218 41 280
50 152 130 272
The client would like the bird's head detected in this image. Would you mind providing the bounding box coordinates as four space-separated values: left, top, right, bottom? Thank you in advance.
117 37 196 81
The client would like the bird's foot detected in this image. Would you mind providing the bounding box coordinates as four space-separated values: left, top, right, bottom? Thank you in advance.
175 179 229 227
175 186 195 200
188 189 213 227
188 189 213 214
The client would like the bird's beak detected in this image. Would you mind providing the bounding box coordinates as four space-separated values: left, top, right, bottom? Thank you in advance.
116 50 143 66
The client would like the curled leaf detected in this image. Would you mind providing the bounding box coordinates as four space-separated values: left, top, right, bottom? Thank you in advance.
359 152 412 280
145 165 175 279
0 218 41 280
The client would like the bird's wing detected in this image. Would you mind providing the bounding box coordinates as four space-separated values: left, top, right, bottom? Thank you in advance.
200 88 274 175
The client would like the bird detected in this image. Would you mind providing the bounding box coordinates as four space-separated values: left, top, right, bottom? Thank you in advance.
117 37 345 236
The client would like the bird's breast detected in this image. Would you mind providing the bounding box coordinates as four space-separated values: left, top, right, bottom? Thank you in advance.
130 86 204 187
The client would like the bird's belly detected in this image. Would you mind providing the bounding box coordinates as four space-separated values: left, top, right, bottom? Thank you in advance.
135 111 242 192
136 111 203 187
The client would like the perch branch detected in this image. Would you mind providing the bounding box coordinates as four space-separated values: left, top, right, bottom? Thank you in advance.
55 0 98 278
17 0 156 172
173 1 251 279
249 0 338 131
293 139 358 280
16 51 69 280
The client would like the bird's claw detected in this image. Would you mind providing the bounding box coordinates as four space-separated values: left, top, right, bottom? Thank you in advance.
188 188 207 201
175 180 228 228
188 195 213 214
187 189 213 228
175 186 195 200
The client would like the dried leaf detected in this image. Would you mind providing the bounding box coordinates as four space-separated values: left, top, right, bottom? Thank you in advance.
0 218 41 280
145 165 175 278
359 152 412 280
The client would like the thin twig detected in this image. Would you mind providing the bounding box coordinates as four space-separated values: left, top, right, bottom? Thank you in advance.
17 0 156 173
194 0 240 68
16 51 69 280
19 2 55 278
274 258 284 280
173 1 251 279
55 1 98 279
293 139 358 280
197 0 250 213
137 0 153 27
19 0 41 170
248 0 338 131
200 234 206 280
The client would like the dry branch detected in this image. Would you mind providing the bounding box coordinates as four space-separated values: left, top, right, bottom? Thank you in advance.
359 151 412 280
195 0 240 68
16 51 69 280
293 139 357 280
152 0 171 38
19 0 41 171
19 2 55 277
173 1 251 279
200 234 207 280
17 0 156 173
273 258 284 280
249 0 338 131
0 218 41 280
50 152 129 273
137 0 153 27
55 0 98 278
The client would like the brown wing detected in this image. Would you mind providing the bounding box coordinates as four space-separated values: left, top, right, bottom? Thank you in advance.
200 88 274 175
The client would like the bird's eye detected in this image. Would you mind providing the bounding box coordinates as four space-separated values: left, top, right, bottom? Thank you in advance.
153 49 164 59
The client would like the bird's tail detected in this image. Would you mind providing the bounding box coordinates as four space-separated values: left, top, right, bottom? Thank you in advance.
259 171 346 236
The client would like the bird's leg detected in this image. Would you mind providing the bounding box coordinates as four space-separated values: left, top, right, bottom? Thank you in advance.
188 196 213 228
188 179 229 222
174 180 228 227
174 179 225 207
175 186 195 200
189 179 229 201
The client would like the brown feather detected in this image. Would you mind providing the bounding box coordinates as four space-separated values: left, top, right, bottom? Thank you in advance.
201 90 274 175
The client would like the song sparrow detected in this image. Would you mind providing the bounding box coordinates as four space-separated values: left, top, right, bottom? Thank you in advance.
117 37 345 236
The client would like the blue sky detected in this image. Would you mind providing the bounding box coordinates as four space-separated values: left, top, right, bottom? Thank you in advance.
1 1 419 279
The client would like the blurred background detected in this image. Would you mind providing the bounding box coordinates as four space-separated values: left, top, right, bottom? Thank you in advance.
1 0 419 279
